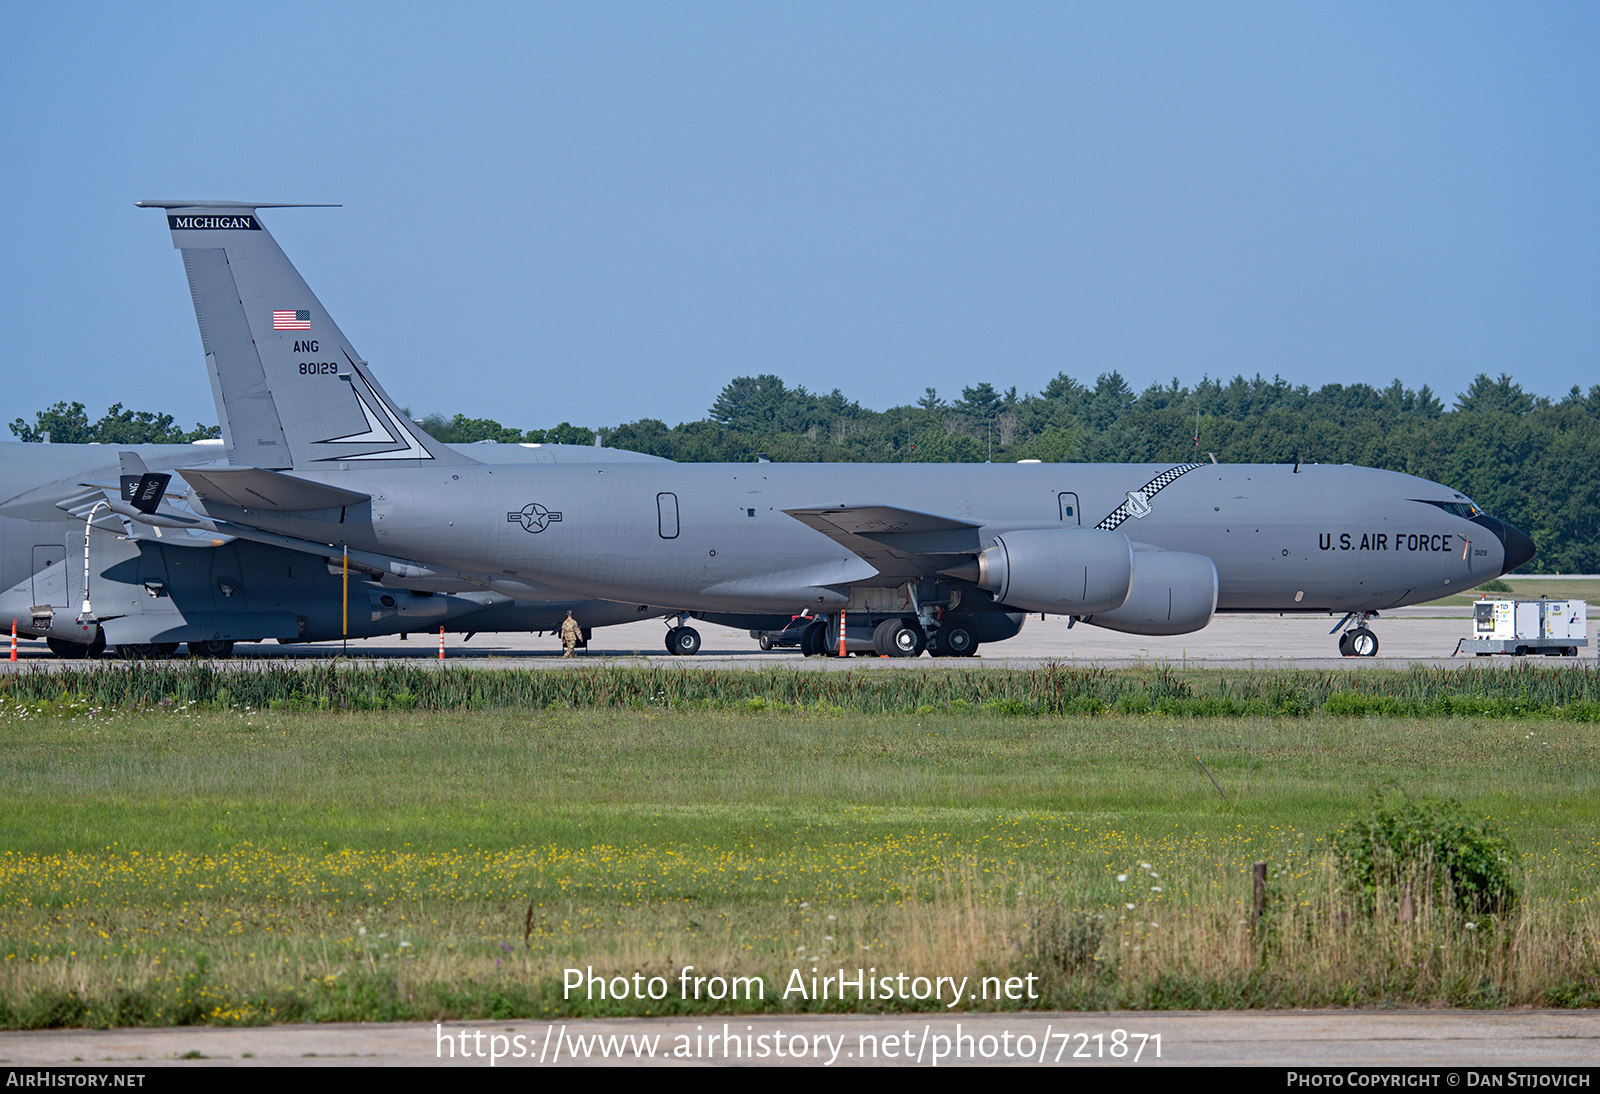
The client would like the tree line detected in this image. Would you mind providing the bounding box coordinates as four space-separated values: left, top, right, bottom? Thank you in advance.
13 372 1596 572
9 402 220 446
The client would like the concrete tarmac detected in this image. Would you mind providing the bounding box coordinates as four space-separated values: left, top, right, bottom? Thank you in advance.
3 607 1592 670
3 1011 1597 1067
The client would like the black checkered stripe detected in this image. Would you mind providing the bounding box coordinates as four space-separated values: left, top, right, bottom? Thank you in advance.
1095 462 1204 531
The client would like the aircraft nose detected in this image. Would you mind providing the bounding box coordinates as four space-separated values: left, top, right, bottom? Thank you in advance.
1498 520 1537 573
1474 514 1537 574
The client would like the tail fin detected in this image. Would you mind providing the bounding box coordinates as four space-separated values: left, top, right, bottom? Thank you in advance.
116 451 170 513
137 201 473 470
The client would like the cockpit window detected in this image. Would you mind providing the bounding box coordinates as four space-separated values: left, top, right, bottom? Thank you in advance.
1414 498 1483 518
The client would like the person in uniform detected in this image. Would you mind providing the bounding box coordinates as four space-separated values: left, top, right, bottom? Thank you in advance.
559 610 583 657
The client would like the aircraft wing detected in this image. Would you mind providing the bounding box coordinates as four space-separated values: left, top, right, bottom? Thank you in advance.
177 466 370 511
783 504 982 582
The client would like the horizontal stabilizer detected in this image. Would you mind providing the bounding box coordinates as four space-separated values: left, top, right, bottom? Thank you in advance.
53 487 128 532
178 466 370 511
134 200 341 210
783 504 983 581
55 487 114 521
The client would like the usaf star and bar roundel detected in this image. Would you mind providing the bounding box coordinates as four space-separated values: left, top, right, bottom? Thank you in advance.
273 309 311 330
508 503 563 533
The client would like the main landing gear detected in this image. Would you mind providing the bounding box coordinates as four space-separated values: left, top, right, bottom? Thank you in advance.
1332 612 1380 657
188 639 235 659
664 613 702 656
871 617 926 657
117 642 181 660
800 619 833 657
46 634 106 659
796 613 982 658
926 615 978 658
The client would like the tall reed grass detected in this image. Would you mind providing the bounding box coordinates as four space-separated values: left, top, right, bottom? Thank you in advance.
4 662 1600 719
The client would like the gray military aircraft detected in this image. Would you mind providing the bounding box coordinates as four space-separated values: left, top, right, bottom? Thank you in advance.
127 200 1535 658
0 439 227 655
0 439 695 658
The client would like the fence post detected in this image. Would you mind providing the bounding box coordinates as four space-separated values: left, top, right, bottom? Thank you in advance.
1252 861 1267 934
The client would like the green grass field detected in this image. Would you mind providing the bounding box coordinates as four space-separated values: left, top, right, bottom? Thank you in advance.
1 695 1597 1026
1419 577 1600 609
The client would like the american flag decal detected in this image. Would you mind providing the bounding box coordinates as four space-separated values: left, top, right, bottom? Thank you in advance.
273 309 311 330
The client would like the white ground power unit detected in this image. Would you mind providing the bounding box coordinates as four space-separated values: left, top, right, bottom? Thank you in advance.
1458 598 1589 657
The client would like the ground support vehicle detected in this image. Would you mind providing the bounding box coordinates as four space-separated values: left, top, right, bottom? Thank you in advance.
1457 598 1588 657
750 613 815 651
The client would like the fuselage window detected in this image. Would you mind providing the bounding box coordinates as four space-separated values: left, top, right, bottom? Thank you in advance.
658 492 679 539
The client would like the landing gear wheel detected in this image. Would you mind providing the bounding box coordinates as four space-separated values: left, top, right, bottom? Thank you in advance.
1348 627 1379 657
801 620 833 657
120 642 179 660
872 618 926 657
187 640 234 659
666 627 702 656
47 637 88 659
1338 631 1355 657
758 633 774 651
932 616 979 657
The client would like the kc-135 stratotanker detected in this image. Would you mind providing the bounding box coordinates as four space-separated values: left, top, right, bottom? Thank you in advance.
120 201 1534 658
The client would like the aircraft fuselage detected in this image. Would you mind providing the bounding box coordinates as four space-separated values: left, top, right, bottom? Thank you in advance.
211 459 1518 617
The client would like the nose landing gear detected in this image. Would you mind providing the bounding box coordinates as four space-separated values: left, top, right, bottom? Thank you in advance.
1338 627 1379 657
1332 612 1380 657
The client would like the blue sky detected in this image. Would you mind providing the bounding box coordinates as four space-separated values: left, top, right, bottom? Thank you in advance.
3 2 1596 434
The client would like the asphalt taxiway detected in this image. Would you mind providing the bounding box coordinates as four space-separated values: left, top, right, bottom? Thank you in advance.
3 606 1591 670
2 1010 1596 1067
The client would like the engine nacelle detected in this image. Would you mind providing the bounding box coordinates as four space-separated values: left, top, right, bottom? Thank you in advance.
959 528 1134 615
369 588 449 623
1081 548 1217 635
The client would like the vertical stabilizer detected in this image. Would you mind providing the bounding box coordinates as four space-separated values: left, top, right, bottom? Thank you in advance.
138 201 473 470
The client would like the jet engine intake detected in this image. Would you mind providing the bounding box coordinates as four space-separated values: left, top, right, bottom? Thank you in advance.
1080 548 1217 635
954 528 1134 615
